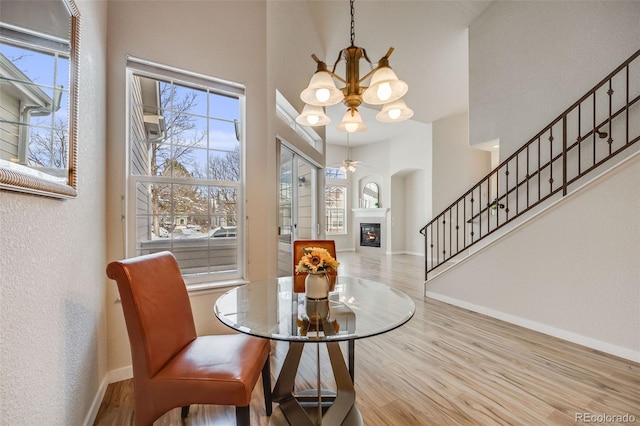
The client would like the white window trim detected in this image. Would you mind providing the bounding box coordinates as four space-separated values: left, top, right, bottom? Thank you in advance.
125 59 246 289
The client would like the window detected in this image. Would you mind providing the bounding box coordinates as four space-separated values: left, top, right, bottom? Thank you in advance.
325 167 347 234
126 58 245 285
0 29 70 170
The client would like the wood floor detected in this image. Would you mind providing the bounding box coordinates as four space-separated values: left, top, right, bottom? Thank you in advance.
94 252 640 425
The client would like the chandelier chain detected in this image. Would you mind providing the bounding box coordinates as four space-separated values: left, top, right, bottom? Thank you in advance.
350 0 355 46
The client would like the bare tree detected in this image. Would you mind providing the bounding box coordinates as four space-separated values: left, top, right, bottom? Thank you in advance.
208 147 240 226
27 118 68 169
149 82 208 237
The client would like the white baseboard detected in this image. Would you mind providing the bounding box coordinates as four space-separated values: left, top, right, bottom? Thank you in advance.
426 291 640 363
386 250 425 256
109 365 133 383
82 375 109 426
83 365 133 426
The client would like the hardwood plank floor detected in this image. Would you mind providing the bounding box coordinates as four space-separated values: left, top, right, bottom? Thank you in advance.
94 252 640 425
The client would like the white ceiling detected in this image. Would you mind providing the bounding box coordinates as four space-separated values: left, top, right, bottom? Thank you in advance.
306 0 492 146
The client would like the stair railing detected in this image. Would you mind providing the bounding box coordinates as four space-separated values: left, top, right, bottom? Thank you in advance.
420 48 640 280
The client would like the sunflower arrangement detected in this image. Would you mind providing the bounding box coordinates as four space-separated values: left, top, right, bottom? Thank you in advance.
295 247 340 274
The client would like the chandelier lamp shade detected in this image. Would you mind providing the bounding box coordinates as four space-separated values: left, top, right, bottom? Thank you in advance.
376 98 414 122
337 108 367 133
295 0 413 133
295 104 331 126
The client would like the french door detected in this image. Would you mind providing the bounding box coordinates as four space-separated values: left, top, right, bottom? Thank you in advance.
278 142 318 277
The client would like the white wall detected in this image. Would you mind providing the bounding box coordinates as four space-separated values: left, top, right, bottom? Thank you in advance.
430 1 640 362
0 1 108 424
428 153 640 361
432 111 491 214
105 0 327 377
402 169 427 256
469 1 640 159
390 175 405 254
326 119 432 253
105 0 271 374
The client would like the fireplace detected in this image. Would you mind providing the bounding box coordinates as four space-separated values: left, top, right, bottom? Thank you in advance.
360 223 381 248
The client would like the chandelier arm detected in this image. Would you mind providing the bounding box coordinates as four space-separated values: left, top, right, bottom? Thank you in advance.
356 46 396 84
332 73 348 85
357 66 378 85
330 49 344 74
361 48 373 66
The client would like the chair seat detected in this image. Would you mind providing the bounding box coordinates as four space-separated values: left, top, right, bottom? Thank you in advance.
150 334 270 407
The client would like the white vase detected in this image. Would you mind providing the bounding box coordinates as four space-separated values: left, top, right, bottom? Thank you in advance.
305 272 329 299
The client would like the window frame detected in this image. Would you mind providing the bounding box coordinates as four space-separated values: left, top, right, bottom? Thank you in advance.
125 58 246 288
325 167 348 235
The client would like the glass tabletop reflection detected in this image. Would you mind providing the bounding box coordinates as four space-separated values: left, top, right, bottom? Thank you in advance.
214 276 415 342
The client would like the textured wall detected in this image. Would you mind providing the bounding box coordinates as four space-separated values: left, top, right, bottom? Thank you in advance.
0 1 108 424
431 1 640 361
432 111 491 214
105 1 273 373
428 154 640 360
469 1 640 158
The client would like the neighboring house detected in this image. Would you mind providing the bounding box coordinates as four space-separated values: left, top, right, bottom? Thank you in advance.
0 52 54 164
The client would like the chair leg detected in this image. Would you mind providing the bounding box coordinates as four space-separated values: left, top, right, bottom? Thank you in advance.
262 357 272 416
181 405 190 418
235 405 250 426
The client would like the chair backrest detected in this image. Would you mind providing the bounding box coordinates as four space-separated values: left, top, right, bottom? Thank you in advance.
106 251 197 381
292 240 337 293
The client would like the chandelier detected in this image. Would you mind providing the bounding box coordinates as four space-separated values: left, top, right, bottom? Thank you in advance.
295 0 413 133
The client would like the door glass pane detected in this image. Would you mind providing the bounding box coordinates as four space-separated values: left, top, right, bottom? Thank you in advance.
279 148 293 244
296 160 313 239
277 144 317 277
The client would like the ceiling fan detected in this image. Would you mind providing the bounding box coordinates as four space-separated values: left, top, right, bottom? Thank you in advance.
331 134 366 173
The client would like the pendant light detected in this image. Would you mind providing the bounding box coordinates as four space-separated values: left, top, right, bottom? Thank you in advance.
296 0 413 133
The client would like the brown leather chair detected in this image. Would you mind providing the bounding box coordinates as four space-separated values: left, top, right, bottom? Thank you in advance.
106 251 272 426
292 239 355 381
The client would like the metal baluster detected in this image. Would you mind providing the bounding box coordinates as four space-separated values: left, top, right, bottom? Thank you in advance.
562 117 567 196
526 145 530 209
448 209 452 260
436 217 439 266
537 137 541 203
442 214 447 262
608 79 613 154
593 91 597 166
493 170 498 229
549 128 554 193
466 194 470 244
626 65 629 145
478 184 482 239
515 154 519 216
455 202 459 254
577 103 582 175
505 162 509 221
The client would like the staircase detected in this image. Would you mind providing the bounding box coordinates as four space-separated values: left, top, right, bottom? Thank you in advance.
420 48 640 282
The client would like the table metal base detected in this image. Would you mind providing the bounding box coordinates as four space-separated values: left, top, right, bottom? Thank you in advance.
271 340 357 425
269 404 363 426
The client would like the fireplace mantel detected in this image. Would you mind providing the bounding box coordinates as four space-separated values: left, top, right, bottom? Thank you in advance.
352 208 389 218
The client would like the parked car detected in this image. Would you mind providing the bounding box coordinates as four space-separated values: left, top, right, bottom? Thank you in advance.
212 226 237 238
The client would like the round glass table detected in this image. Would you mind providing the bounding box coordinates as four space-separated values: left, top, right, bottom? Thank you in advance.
215 275 415 425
